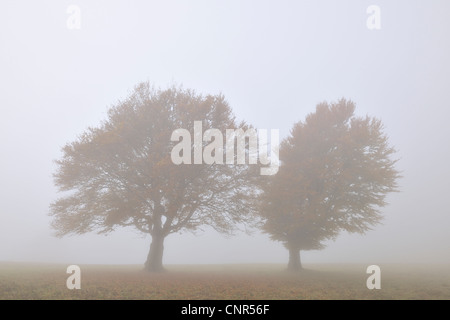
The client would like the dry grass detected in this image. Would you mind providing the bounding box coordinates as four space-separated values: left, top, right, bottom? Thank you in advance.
0 262 448 300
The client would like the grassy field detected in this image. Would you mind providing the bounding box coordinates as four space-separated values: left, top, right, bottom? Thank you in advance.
0 262 448 299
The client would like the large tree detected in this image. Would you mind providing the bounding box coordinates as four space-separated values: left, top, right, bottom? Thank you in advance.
50 82 258 272
259 99 400 271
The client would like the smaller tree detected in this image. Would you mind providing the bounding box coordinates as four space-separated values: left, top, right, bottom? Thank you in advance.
259 99 400 271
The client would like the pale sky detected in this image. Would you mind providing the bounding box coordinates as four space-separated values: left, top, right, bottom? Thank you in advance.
0 0 449 265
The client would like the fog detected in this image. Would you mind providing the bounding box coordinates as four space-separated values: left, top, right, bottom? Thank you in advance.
0 0 449 266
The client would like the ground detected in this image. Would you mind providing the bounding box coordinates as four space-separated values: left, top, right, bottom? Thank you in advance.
0 262 448 299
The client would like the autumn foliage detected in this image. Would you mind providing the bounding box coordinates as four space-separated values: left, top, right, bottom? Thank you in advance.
50 82 399 272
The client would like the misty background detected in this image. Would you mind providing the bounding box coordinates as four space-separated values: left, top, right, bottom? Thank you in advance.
0 0 449 265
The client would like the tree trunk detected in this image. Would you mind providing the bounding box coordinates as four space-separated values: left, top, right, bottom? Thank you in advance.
144 234 165 272
287 247 302 272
